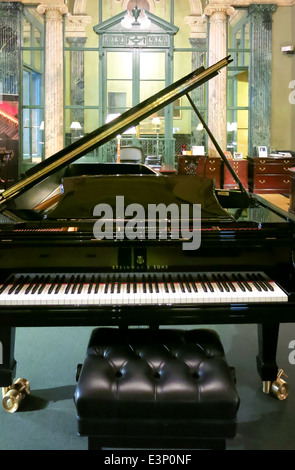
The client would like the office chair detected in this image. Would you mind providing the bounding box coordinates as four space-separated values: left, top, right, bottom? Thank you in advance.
119 146 144 163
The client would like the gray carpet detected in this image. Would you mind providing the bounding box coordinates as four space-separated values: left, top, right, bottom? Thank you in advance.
0 323 295 450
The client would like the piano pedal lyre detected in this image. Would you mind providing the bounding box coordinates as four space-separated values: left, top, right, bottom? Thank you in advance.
263 369 289 400
2 378 30 413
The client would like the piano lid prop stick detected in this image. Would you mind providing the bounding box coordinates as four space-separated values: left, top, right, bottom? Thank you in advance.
185 92 252 203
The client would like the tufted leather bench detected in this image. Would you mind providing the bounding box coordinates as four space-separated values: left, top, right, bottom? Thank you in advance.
74 328 240 450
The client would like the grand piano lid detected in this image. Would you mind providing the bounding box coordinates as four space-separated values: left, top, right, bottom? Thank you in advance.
0 56 232 214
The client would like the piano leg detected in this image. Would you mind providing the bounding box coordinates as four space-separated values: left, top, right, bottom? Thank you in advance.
0 327 17 387
256 323 280 394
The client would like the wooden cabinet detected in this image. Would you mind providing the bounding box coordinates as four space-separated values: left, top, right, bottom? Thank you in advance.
177 155 221 188
223 159 248 190
248 156 295 194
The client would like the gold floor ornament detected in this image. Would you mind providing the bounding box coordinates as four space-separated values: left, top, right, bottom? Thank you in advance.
2 378 30 413
263 369 289 400
271 370 289 400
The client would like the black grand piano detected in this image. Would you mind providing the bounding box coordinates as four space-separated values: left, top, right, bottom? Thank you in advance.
0 56 294 406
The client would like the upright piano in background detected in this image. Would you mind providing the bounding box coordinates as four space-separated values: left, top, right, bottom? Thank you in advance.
0 56 294 405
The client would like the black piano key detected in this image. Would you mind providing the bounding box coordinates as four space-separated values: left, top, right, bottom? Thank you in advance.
216 273 230 292
245 273 261 291
65 275 75 294
177 275 185 293
48 275 60 294
38 275 50 294
222 274 236 292
117 275 121 294
212 274 224 292
15 275 30 295
162 275 169 294
104 275 110 294
232 273 246 292
31 275 44 294
237 273 252 291
153 275 159 294
0 275 15 294
250 273 269 291
256 273 274 291
196 274 207 292
147 275 153 293
77 275 86 294
55 275 66 294
8 275 24 295
25 276 37 295
187 274 197 292
126 275 131 294
183 275 192 293
133 276 137 294
71 275 81 294
142 275 147 294
88 275 95 294
203 274 214 292
94 275 101 294
168 275 175 293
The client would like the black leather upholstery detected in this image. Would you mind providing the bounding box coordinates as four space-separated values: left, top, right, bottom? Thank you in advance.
74 328 240 449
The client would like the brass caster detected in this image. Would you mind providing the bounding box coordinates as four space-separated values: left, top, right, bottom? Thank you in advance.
270 370 289 401
2 378 30 413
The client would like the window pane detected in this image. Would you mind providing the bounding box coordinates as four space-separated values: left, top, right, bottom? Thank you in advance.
84 51 99 106
23 109 30 159
107 80 132 111
31 72 41 106
140 80 165 102
107 52 132 80
23 70 30 105
31 108 43 161
140 52 165 80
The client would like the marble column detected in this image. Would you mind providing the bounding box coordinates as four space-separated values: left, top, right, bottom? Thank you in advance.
248 4 277 156
67 37 87 138
205 5 235 157
0 2 22 184
189 37 207 146
37 1 68 158
185 14 207 147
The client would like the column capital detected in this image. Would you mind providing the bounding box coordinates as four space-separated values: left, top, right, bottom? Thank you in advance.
184 15 207 39
37 1 68 17
204 3 235 20
65 14 92 39
248 3 277 20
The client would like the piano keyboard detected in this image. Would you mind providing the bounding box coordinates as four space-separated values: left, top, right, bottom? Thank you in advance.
0 272 287 306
